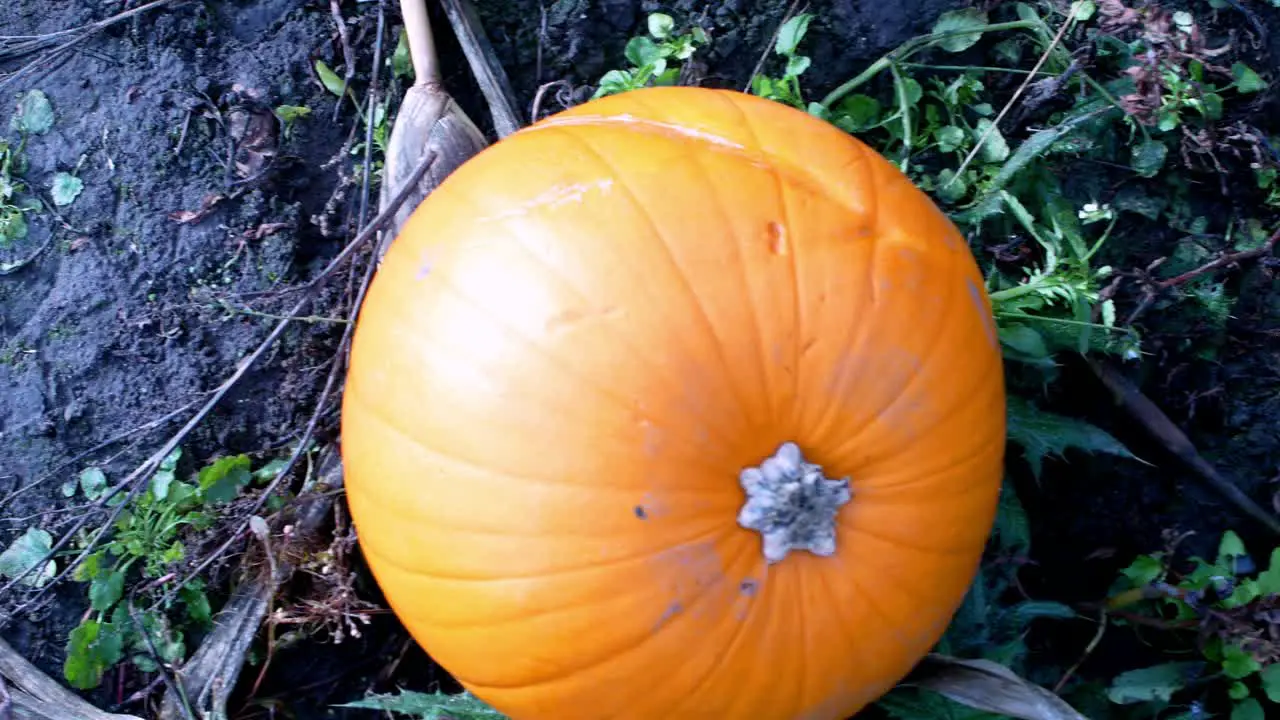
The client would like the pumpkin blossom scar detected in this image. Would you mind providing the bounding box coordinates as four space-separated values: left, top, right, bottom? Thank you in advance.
737 441 852 564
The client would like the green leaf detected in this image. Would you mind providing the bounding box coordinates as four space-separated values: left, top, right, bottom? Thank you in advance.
1259 663 1280 702
336 689 506 719
1229 681 1250 700
1132 140 1168 177
1232 63 1267 94
833 95 881 132
775 13 813 57
11 89 54 134
1121 554 1165 586
1075 0 1097 20
314 60 347 98
0 526 56 588
936 125 966 153
1217 530 1249 567
785 54 811 78
274 104 311 125
63 619 124 690
1233 698 1265 720
625 36 662 67
78 467 107 501
1260 547 1280 594
973 118 1010 163
1107 662 1201 704
647 12 675 39
1223 644 1262 679
50 172 83 207
932 8 989 53
391 27 412 79
89 570 124 612
197 454 253 504
181 586 213 625
1006 396 1138 479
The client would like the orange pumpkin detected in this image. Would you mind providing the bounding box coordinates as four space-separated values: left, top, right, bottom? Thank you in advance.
341 86 1006 719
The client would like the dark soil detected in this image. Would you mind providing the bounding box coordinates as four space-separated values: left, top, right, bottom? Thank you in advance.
0 0 1278 718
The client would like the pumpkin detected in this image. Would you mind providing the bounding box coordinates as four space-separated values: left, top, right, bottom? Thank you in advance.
341 85 1006 720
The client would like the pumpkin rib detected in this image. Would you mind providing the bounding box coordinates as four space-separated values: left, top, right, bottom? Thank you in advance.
848 396 1005 491
820 250 964 464
440 535 762 696
581 90 768 429
722 94 807 431
540 125 764 434
361 275 753 478
360 520 733 589
347 370 739 497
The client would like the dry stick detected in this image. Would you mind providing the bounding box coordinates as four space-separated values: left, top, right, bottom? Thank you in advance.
1088 357 1280 536
438 0 523 137
0 150 437 620
330 0 358 123
949 1 1083 187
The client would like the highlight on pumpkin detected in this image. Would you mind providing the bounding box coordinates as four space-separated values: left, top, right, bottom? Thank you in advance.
3 3 1277 720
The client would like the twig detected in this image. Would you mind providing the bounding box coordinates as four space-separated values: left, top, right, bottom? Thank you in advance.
126 603 195 720
743 0 803 93
530 79 570 123
1052 610 1107 693
1088 357 1280 536
950 1 1083 186
439 0 524 137
330 0 357 123
1125 228 1278 326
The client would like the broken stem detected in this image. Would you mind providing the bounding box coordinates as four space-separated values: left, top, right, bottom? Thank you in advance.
400 0 442 87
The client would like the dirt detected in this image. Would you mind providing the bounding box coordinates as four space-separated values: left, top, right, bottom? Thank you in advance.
0 0 1278 718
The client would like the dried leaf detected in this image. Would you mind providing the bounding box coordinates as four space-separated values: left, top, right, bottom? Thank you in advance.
169 193 226 224
910 654 1090 720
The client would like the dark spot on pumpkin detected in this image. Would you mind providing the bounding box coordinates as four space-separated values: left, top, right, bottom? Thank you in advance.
740 579 759 596
634 505 647 519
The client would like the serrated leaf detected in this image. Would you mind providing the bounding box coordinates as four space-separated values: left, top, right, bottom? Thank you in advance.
1007 396 1138 478
933 9 989 53
1108 662 1202 704
336 689 506 719
51 172 83 207
11 89 54 134
0 526 56 588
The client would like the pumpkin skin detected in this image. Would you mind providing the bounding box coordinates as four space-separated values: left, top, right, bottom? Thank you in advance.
341 86 1006 719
